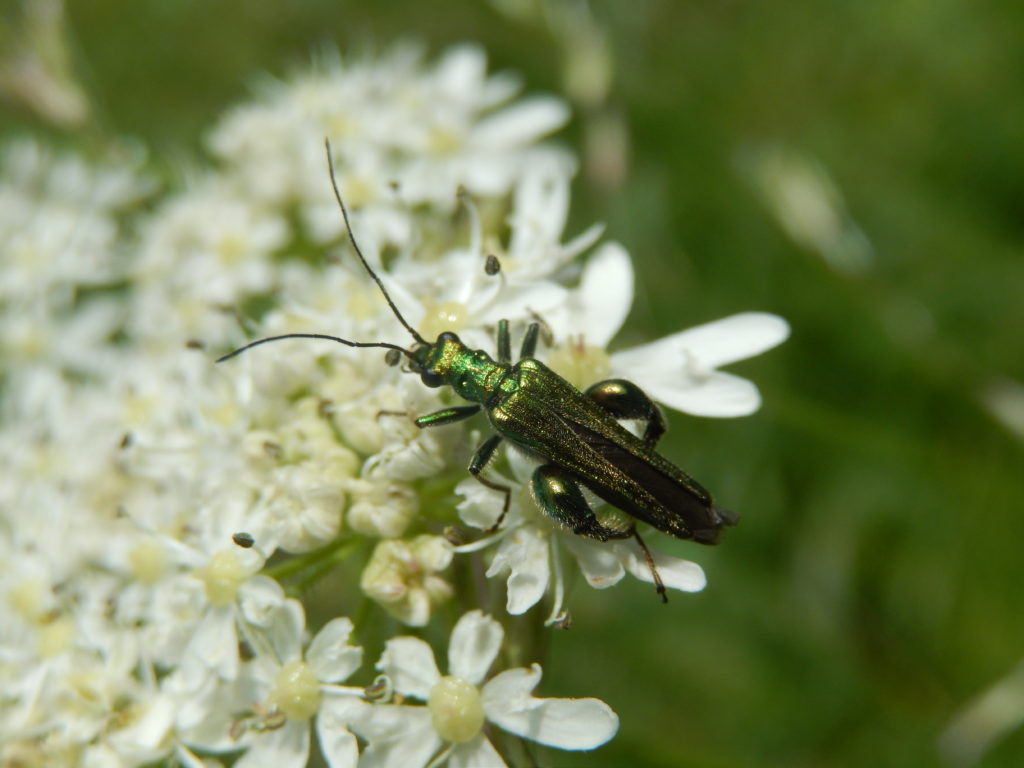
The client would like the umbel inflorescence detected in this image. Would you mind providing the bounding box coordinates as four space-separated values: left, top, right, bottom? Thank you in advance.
0 45 787 767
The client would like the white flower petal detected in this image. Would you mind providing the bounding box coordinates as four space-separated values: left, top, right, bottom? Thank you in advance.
615 542 707 592
448 610 504 685
508 159 572 262
235 719 309 768
639 370 762 417
377 636 441 700
260 598 305 665
319 691 370 722
482 664 619 750
307 617 362 683
561 536 625 589
449 735 508 768
173 745 208 768
316 695 362 768
558 221 605 263
456 472 516 529
412 533 455 571
482 70 521 108
478 281 568 325
106 693 176 755
435 45 486 99
485 525 551 615
506 449 540 484
317 728 358 768
458 154 521 198
86 744 124 767
575 242 633 347
613 312 790 372
398 584 432 628
471 97 569 148
185 606 238 681
346 700 427 740
237 574 286 628
175 682 242 753
348 706 441 768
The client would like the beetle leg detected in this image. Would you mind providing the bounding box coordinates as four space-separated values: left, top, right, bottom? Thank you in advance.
468 434 512 531
531 464 633 541
415 404 481 428
632 528 668 603
584 379 666 447
496 319 512 365
534 465 668 602
518 322 541 360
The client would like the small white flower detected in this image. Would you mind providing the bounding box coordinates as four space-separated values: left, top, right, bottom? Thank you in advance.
346 610 618 766
256 462 347 554
184 548 283 679
356 378 465 483
501 154 605 286
345 477 420 539
136 181 287 306
545 241 791 416
233 606 365 768
360 535 454 626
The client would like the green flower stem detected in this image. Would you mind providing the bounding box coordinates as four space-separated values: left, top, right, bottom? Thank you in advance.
263 534 361 581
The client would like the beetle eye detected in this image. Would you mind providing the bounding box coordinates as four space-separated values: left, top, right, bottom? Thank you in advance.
420 370 444 388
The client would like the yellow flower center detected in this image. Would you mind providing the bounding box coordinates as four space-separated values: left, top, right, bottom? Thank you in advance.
217 233 246 266
128 539 167 584
545 338 611 390
268 660 322 721
9 578 46 623
195 549 248 606
419 301 468 340
38 617 74 657
428 675 484 743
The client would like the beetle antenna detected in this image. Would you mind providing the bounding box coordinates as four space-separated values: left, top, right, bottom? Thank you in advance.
324 139 427 346
216 333 411 364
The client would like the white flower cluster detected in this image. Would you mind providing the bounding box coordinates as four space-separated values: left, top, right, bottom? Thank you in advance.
0 45 787 766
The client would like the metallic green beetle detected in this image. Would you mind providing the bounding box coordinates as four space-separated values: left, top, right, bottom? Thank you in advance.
218 141 737 600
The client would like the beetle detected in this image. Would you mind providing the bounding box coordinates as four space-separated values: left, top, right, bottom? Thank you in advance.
218 140 737 600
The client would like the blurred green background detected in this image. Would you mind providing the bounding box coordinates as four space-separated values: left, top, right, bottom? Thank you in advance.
5 1 1023 765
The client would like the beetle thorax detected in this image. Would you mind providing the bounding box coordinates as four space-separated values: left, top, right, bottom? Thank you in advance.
418 333 504 403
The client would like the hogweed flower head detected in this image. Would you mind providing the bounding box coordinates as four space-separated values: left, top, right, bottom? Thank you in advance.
0 42 787 767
